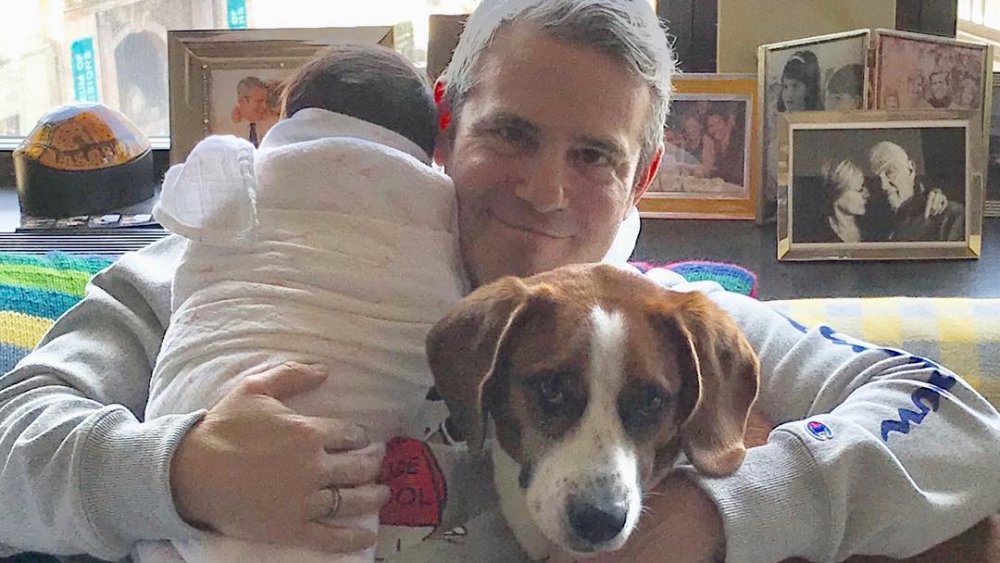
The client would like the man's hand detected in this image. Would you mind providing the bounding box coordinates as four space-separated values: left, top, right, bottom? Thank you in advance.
924 188 948 220
170 362 391 553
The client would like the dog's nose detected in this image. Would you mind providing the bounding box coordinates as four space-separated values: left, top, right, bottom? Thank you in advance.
567 498 628 545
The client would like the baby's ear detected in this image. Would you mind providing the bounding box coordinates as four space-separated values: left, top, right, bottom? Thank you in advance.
155 135 258 246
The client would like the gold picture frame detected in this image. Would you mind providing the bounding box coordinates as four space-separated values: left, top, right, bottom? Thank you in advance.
167 26 402 164
777 110 983 261
639 73 759 220
757 29 872 224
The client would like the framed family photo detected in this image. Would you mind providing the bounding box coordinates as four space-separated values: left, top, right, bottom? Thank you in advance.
757 29 871 224
987 72 1000 217
777 110 984 261
872 29 993 119
167 26 403 164
639 74 759 219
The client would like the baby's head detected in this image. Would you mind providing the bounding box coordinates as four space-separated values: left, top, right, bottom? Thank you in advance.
281 44 437 157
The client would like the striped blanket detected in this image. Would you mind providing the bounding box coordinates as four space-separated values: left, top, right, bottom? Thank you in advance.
0 253 113 373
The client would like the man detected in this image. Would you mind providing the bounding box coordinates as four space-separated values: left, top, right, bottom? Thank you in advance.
231 76 275 147
869 141 965 242
0 2 997 563
926 70 952 109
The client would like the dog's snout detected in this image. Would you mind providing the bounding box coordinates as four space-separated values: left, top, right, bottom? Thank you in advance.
567 496 628 546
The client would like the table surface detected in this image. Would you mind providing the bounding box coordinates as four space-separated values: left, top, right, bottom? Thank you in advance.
1 188 998 300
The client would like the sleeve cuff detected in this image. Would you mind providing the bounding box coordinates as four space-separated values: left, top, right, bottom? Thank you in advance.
682 430 832 563
77 407 207 559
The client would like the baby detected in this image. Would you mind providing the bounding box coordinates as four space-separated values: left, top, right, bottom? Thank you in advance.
140 45 467 562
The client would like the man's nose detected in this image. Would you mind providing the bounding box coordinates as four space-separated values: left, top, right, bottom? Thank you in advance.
515 152 569 214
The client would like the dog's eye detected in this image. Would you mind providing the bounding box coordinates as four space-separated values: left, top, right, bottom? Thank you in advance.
639 394 665 416
532 374 568 411
621 386 671 435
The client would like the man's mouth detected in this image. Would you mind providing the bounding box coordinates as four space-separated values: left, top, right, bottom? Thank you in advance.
491 213 569 240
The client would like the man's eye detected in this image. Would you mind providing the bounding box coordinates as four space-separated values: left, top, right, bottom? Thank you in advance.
575 148 613 167
493 126 529 145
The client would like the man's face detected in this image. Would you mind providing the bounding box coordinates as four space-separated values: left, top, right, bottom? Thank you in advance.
239 86 269 121
438 26 653 286
876 153 916 212
930 73 948 101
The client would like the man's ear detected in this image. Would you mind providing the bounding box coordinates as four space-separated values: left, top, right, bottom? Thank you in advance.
632 145 664 205
433 78 453 167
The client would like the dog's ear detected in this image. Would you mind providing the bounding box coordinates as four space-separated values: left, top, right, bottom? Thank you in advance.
654 293 760 477
426 276 530 451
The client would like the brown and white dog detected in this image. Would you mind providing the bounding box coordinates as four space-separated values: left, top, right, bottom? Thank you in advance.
426 263 760 560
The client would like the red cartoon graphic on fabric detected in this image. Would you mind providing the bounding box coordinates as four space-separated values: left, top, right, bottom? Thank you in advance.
378 437 447 527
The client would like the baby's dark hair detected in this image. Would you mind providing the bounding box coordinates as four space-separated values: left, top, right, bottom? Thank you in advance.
281 44 437 156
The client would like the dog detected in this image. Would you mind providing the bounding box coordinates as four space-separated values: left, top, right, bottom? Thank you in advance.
426 263 760 560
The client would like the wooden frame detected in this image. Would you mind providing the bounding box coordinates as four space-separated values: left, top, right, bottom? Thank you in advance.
639 73 759 220
777 110 983 261
167 26 400 164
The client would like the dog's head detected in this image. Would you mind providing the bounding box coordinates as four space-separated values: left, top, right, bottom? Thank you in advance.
427 263 759 556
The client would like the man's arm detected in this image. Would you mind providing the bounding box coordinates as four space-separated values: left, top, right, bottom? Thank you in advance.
0 236 202 559
627 274 1000 563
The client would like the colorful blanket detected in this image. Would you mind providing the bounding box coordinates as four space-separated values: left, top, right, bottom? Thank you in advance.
0 253 114 373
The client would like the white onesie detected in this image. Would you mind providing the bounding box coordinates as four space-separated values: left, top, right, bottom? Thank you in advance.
140 108 468 563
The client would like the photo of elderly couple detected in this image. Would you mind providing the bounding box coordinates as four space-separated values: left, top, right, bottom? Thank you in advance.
792 127 966 244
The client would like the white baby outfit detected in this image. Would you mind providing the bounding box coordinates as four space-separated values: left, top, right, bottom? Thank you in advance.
140 108 468 562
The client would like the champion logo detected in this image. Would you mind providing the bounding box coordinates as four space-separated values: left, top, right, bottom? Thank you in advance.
806 420 834 441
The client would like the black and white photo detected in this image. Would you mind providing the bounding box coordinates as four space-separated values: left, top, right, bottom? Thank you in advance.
758 30 870 223
777 111 983 260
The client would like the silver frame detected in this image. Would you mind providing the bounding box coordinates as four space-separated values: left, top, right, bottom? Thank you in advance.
986 71 1000 217
167 26 401 164
757 29 872 225
777 109 984 261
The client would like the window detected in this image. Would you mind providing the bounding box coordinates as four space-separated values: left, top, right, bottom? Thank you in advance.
958 0 1000 71
0 0 482 140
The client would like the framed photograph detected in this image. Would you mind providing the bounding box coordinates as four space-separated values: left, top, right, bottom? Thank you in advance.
987 72 1000 217
872 29 992 117
168 26 403 164
639 74 759 219
758 29 871 224
777 110 983 261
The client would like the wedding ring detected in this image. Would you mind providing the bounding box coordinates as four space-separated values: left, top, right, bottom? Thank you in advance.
327 486 343 520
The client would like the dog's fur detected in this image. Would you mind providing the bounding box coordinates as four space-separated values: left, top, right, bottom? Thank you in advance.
426 263 760 559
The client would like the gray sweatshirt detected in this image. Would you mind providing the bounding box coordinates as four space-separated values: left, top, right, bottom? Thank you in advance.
1 233 999 563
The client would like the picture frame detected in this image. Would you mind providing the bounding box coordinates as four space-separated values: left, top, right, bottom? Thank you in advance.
986 71 1000 217
167 26 402 164
777 110 983 261
757 29 871 225
639 73 759 220
872 29 993 121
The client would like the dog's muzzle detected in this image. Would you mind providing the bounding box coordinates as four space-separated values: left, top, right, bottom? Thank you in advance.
566 491 629 549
